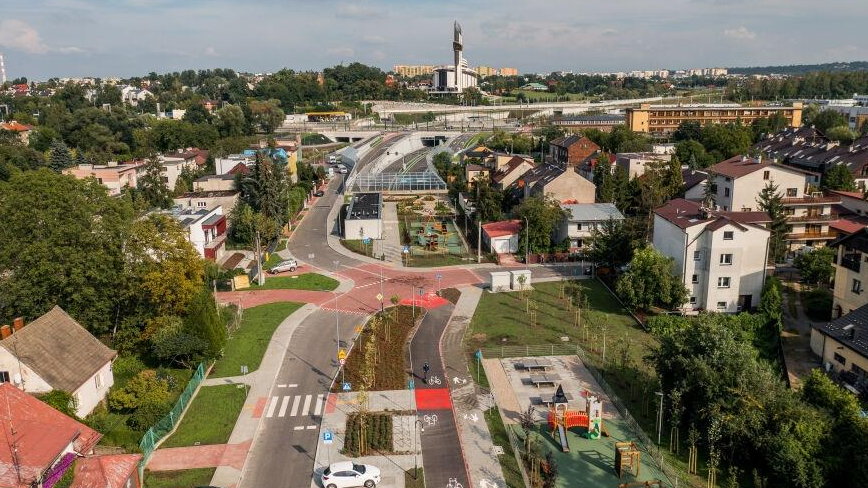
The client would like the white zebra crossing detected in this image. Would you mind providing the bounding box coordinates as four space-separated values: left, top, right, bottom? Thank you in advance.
266 394 325 418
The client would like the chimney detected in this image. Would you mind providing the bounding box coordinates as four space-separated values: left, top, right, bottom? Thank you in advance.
0 326 9 339
12 317 24 332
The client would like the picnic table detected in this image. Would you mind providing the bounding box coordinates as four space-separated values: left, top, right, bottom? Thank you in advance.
529 373 562 388
519 358 554 371
538 392 574 405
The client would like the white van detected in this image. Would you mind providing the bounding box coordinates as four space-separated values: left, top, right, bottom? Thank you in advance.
328 154 339 164
327 167 335 178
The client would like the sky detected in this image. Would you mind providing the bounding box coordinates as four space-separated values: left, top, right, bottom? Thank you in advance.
1 0 867 80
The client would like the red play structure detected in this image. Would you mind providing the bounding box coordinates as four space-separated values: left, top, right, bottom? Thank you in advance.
546 385 604 452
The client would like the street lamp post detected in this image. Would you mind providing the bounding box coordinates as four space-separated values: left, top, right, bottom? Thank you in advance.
524 216 530 268
333 260 341 352
655 391 665 445
414 418 425 479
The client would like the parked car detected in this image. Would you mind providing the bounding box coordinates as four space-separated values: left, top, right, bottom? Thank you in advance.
337 164 348 174
314 190 325 197
268 259 298 273
321 462 381 488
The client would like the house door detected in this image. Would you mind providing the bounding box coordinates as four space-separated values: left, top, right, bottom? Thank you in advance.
737 294 752 312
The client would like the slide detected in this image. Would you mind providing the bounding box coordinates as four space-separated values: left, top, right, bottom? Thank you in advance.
557 425 571 453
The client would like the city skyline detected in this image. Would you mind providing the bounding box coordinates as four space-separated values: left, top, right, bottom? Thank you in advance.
1 0 867 79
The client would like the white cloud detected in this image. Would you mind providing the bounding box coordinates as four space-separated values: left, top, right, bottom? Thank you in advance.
335 3 379 19
0 19 50 54
57 46 85 54
723 26 757 40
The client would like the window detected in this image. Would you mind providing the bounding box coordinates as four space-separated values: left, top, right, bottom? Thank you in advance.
691 274 698 283
717 301 727 309
693 251 701 261
576 223 583 231
689 296 697 304
95 373 102 389
786 188 797 197
763 170 770 180
834 353 846 365
853 363 867 379
723 231 734 240
720 254 733 265
741 207 751 212
853 279 862 294
718 277 731 288
723 187 730 197
0 371 8 383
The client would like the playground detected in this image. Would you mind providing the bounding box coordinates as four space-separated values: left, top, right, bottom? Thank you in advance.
400 214 472 266
487 355 670 488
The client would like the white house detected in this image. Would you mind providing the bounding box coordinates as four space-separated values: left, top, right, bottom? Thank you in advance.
653 199 771 313
215 154 256 175
614 152 672 179
119 85 153 106
173 190 240 214
344 193 383 240
557 203 624 251
168 206 228 260
482 220 522 254
0 307 116 417
158 155 200 191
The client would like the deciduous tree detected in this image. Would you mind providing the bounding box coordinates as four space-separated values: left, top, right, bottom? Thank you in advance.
615 246 688 311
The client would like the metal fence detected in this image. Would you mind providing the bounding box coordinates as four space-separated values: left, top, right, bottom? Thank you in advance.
138 363 206 473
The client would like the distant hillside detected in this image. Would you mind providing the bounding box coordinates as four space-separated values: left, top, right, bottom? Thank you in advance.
729 61 868 76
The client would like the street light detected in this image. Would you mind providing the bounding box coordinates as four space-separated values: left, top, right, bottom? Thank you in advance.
655 391 665 446
333 260 341 352
524 216 530 268
414 418 425 479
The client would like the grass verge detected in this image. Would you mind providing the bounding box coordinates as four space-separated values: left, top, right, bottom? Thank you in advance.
161 384 247 448
144 468 215 488
210 302 303 378
485 406 524 488
342 412 394 456
404 253 471 268
405 468 425 488
251 273 339 291
341 239 375 258
335 306 417 391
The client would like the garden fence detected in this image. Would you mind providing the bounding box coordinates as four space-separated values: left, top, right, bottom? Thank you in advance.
138 362 206 476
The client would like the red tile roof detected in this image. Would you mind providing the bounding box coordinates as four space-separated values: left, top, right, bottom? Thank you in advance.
829 189 865 200
70 454 141 488
482 220 522 238
227 162 250 175
654 198 771 230
0 121 33 132
831 217 868 235
707 155 813 179
0 383 101 488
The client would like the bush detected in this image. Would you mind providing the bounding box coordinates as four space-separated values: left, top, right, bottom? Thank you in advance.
342 413 394 456
38 390 78 419
803 288 833 321
108 370 171 412
127 401 170 431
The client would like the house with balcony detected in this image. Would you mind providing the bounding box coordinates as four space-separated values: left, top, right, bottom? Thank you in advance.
810 303 868 395
653 199 771 313
705 155 839 252
167 206 228 260
64 162 146 196
828 229 868 318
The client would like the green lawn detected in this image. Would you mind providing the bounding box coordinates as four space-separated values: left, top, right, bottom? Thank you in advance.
485 406 524 488
250 273 339 291
210 302 303 378
405 253 472 268
341 239 375 257
405 468 426 488
144 468 215 488
161 384 247 448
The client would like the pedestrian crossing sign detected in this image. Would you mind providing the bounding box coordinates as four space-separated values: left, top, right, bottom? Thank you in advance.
342 382 351 391
337 349 347 360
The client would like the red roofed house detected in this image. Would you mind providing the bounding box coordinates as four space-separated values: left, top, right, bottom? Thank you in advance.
482 220 522 254
0 382 102 488
70 453 142 488
653 198 771 314
0 121 34 144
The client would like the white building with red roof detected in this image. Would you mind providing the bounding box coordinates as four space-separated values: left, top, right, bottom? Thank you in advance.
482 220 522 254
653 199 771 313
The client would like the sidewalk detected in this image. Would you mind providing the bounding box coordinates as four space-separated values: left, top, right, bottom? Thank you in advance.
206 303 319 487
440 286 508 488
780 281 822 389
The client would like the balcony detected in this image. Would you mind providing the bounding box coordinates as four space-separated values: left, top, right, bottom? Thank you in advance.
841 254 862 273
781 196 841 205
785 231 838 240
786 213 838 223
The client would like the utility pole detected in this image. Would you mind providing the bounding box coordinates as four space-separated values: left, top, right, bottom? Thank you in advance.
254 229 265 286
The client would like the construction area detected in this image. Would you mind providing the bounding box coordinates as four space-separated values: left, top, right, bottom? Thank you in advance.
483 355 671 488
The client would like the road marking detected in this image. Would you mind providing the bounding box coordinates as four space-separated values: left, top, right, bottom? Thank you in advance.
301 394 313 416
306 425 317 430
278 396 290 417
290 395 301 417
265 397 279 418
288 384 298 388
293 426 305 431
314 394 324 415
277 384 287 388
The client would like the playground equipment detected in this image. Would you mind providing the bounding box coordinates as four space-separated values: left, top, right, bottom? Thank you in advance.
547 385 604 452
615 441 641 479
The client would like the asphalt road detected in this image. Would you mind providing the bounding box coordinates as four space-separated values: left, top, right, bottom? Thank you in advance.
408 305 470 488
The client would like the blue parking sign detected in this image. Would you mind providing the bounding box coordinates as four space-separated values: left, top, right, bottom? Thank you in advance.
323 430 333 444
342 382 351 391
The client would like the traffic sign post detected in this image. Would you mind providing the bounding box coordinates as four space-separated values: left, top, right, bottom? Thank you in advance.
323 430 333 444
342 382 351 391
436 273 443 295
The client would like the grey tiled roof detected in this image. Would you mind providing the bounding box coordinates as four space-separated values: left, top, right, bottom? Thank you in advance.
814 303 868 358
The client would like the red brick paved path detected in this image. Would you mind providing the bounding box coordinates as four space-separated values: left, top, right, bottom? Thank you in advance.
148 440 252 471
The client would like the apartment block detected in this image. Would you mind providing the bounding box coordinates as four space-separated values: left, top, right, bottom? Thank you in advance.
626 102 803 135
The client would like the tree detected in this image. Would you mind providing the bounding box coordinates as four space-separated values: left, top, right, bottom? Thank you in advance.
48 139 73 172
675 140 715 169
514 196 567 255
588 218 635 268
470 176 502 222
214 104 248 137
759 277 783 332
810 109 848 133
615 246 689 311
108 369 171 411
794 247 835 285
826 125 857 144
673 120 702 142
756 182 789 263
184 287 227 358
149 315 208 367
0 170 133 334
181 103 212 125
137 156 173 208
248 99 285 133
38 390 78 419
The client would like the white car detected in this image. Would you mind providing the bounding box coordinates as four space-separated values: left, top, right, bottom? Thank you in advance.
337 164 348 174
268 259 298 274
321 461 381 488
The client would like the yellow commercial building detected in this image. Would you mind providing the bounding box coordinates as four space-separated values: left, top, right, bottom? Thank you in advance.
626 102 803 134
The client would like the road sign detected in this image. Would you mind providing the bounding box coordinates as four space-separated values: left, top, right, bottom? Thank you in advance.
376 293 383 302
408 379 415 390
363 237 372 245
475 350 483 360
240 365 249 375
402 246 410 254
323 430 333 444
339 358 346 366
436 273 443 280
342 382 351 391
337 349 347 360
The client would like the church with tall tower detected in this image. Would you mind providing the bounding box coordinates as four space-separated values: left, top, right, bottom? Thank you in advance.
431 21 479 94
